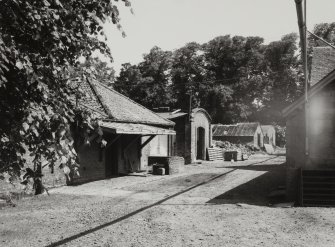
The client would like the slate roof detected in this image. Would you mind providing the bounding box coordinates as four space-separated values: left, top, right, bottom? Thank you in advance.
212 123 260 137
310 47 335 86
73 78 174 127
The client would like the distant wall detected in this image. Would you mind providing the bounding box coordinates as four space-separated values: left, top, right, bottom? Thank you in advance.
213 136 254 146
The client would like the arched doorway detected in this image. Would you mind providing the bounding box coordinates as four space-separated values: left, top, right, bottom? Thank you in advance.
196 127 205 160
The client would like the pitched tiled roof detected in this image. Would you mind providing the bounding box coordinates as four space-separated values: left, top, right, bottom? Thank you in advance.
310 47 335 86
212 122 260 137
74 78 174 127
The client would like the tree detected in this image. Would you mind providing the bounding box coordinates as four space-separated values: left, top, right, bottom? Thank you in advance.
0 0 130 194
171 42 207 110
202 35 267 123
255 33 303 124
114 46 174 108
76 57 115 87
308 22 335 48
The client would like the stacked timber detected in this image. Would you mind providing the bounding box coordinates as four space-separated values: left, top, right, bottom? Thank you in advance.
207 147 224 161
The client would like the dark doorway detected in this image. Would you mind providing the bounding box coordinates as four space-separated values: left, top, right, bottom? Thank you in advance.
257 133 261 148
105 137 119 177
196 127 205 160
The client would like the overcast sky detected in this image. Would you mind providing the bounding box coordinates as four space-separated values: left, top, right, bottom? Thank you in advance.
103 0 335 74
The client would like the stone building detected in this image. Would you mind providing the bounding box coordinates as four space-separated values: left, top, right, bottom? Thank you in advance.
142 108 212 164
70 78 175 184
212 122 264 149
283 47 335 204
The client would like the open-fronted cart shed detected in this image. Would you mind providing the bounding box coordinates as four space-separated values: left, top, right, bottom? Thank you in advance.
70 78 175 184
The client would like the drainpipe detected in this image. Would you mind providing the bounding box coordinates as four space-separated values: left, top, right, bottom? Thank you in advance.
295 0 309 156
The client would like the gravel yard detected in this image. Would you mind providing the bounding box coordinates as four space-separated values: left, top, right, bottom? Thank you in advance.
1 154 335 247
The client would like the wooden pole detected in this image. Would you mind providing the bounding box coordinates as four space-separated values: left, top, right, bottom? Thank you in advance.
304 0 309 156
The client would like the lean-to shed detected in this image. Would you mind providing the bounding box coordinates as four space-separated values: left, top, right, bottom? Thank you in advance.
283 47 335 204
212 122 263 149
70 78 175 184
141 108 212 164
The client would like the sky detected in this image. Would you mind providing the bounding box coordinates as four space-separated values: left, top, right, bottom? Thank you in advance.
103 0 335 74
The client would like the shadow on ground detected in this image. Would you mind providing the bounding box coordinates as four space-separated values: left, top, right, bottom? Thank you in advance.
207 162 287 206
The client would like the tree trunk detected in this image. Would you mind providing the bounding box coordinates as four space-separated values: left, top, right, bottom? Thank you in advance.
34 163 44 195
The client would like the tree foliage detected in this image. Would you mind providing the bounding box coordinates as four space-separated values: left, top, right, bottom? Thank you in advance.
114 46 174 108
0 0 130 193
308 22 335 48
75 57 115 87
114 33 303 125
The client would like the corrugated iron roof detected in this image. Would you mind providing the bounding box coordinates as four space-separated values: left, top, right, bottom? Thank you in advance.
310 47 335 87
156 112 188 119
73 78 174 127
212 123 260 137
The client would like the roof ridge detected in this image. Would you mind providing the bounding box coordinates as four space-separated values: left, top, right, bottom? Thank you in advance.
92 79 175 126
85 78 112 117
313 46 333 50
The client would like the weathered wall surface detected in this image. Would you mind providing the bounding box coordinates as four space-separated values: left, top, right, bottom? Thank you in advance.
286 108 306 200
72 134 142 184
286 82 335 200
213 136 254 146
75 140 106 184
308 84 335 167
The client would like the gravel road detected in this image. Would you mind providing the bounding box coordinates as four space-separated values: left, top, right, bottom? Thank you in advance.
1 154 335 247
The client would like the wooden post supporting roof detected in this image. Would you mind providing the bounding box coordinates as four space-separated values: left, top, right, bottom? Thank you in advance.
140 135 155 150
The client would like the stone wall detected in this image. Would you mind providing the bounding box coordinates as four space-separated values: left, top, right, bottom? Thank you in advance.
73 140 106 184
